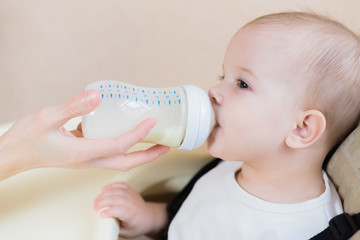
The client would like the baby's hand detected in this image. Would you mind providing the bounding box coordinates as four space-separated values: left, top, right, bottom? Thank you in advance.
93 182 167 238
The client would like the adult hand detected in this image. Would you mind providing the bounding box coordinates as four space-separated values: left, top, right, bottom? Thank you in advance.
0 90 169 180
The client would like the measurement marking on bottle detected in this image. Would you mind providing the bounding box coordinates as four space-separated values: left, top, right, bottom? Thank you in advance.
97 83 184 106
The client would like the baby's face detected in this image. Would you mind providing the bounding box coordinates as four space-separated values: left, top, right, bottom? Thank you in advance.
207 26 304 162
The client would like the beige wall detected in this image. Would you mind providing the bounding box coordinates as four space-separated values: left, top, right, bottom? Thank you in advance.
1 0 360 123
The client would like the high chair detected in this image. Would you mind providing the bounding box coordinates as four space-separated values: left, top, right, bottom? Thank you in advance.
321 124 360 240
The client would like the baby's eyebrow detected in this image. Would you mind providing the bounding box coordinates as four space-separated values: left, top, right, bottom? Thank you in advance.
222 64 259 83
237 66 260 82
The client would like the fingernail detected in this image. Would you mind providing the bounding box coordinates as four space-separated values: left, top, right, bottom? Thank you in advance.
85 91 99 107
147 118 157 130
149 118 157 124
164 146 170 153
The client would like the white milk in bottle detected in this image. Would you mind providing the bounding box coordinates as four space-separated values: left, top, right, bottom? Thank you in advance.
82 80 215 150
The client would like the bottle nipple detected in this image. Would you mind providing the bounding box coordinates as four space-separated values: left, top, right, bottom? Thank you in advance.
178 85 215 150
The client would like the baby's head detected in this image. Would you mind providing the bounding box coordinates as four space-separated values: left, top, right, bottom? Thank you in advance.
247 12 360 149
208 12 360 162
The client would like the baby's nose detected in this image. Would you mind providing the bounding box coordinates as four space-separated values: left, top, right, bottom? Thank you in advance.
208 84 224 105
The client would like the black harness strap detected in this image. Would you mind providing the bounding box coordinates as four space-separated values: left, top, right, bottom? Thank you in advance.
310 213 360 240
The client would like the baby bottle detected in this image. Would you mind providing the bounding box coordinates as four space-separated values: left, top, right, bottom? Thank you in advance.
81 80 215 151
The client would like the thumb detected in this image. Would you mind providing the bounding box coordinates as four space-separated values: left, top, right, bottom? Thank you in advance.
52 89 102 127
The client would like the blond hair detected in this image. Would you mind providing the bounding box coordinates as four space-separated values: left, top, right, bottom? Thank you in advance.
247 12 360 148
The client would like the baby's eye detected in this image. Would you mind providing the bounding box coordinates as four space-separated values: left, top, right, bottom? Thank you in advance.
218 75 225 81
237 80 250 89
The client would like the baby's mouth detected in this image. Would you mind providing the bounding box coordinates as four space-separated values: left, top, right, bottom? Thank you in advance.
211 109 220 129
212 118 220 129
213 115 220 128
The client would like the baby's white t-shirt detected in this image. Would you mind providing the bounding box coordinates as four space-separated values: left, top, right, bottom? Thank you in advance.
168 161 343 240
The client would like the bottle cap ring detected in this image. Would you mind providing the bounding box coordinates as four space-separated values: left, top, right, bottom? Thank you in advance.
179 85 215 151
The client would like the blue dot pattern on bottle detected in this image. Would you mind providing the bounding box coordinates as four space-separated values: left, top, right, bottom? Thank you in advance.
98 82 182 106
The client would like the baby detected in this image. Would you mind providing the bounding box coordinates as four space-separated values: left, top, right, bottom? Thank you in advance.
93 12 360 239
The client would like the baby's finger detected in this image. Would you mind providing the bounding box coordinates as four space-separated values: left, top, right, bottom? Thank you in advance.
94 188 126 203
102 182 130 191
95 188 127 203
94 192 131 211
100 206 134 221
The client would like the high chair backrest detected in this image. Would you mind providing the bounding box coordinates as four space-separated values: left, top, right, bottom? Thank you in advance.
326 125 360 240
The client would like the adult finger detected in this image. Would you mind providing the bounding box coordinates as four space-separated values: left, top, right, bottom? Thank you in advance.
112 118 158 154
88 144 170 171
50 90 102 128
116 145 170 170
79 118 158 159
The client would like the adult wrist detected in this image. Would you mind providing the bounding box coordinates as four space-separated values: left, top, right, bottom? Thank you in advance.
0 142 34 180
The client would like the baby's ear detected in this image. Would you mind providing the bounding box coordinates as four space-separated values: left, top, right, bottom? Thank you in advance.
285 110 326 149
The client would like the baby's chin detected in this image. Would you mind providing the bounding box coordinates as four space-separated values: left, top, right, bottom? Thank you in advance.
206 139 221 158
206 123 224 158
